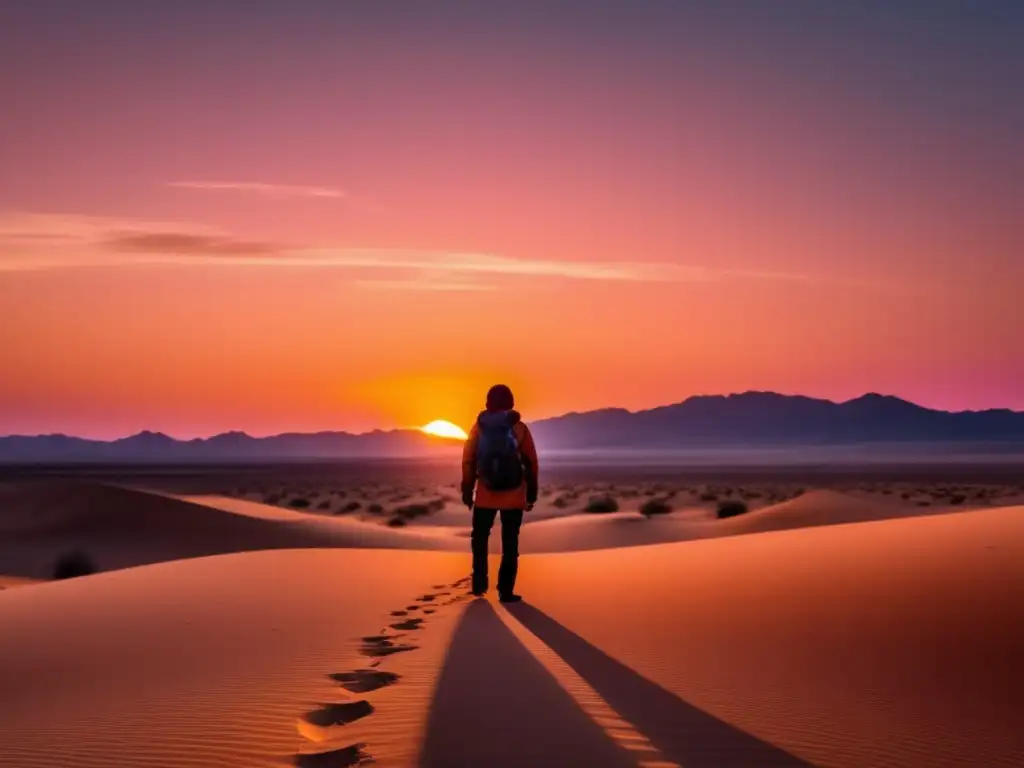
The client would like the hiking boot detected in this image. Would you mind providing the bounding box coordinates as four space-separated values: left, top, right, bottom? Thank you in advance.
498 593 522 603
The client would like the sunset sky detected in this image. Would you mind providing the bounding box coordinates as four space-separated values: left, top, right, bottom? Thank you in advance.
2 1 1021 438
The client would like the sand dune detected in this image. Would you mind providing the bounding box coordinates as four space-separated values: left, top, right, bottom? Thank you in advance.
0 548 471 768
0 480 994 582
514 505 1024 768
516 508 707 552
1 502 1019 767
515 489 956 553
0 575 39 591
0 481 458 578
713 487 956 535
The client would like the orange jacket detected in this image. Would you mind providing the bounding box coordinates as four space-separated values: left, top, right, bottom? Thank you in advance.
461 412 539 510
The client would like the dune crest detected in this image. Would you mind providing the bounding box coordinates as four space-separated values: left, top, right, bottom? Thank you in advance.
0 481 459 578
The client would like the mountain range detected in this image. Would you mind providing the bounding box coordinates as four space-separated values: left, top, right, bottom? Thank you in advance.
3 392 1024 462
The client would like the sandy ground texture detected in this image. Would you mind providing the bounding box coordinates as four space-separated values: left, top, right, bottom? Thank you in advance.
0 476 1021 767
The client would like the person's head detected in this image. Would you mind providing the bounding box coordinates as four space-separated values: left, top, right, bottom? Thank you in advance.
485 384 515 411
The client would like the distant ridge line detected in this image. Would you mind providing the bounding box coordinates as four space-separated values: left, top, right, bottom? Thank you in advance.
2 392 1023 461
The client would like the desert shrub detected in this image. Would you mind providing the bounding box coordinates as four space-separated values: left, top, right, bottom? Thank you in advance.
585 495 619 514
949 494 967 505
639 498 672 517
394 503 431 520
337 501 362 514
386 517 407 527
367 503 384 514
917 500 932 507
881 489 893 495
53 550 97 580
264 493 283 505
552 495 572 508
289 497 311 509
316 499 332 510
698 492 718 502
715 500 749 519
900 492 911 500
427 498 446 513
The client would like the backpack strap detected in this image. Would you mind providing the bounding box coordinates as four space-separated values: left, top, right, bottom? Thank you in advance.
511 422 535 486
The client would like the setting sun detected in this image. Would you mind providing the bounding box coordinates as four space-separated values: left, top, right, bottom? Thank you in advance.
420 420 468 440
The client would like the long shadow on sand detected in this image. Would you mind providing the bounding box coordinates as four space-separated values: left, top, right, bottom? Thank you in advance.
418 599 635 768
505 602 814 768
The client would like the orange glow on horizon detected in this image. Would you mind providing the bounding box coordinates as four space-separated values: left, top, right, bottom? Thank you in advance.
420 420 469 440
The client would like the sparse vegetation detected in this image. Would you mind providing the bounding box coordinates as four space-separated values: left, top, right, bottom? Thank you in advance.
639 498 672 517
584 495 619 514
552 495 572 508
288 497 311 509
316 499 332 510
949 494 967 505
386 517 407 527
394 503 432 520
716 500 749 519
337 501 362 514
698 492 718 502
367 503 384 514
53 550 97 580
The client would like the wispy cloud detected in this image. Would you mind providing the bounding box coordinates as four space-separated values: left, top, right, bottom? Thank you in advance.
168 181 346 199
0 211 813 286
353 278 497 292
103 231 281 256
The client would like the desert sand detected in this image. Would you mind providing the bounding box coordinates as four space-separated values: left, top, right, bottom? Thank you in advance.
0 471 1021 767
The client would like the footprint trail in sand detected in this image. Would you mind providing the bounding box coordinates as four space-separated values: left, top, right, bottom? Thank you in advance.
292 576 472 766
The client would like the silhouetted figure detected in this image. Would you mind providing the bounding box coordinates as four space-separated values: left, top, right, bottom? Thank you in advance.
461 384 539 602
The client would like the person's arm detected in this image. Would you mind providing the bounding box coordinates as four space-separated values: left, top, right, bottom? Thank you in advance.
461 423 479 507
520 423 540 508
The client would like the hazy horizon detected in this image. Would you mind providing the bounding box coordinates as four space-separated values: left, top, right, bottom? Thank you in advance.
0 389 1021 441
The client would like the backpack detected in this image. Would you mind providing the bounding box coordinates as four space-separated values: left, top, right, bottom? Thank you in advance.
477 420 524 491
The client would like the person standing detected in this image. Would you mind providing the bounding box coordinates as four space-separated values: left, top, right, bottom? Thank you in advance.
461 384 539 602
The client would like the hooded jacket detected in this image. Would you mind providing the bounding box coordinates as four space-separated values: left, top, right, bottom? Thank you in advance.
461 409 539 510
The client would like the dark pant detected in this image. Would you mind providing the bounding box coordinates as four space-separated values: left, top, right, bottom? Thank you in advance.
471 507 523 595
